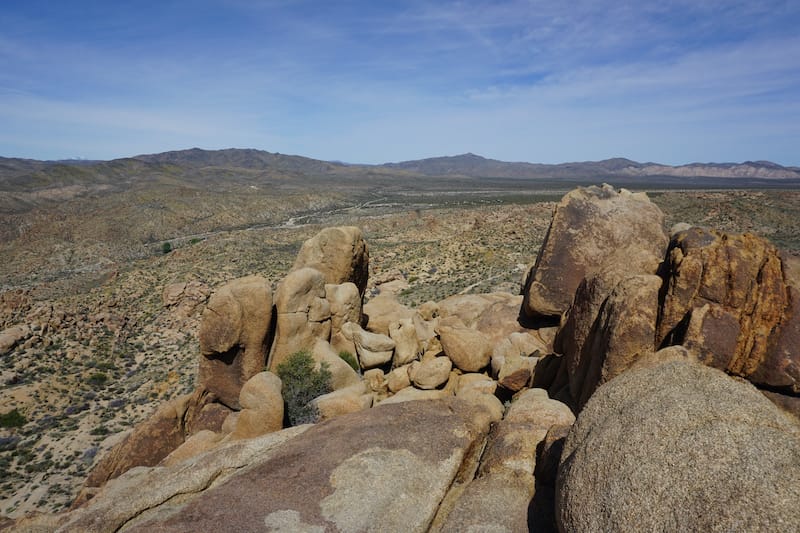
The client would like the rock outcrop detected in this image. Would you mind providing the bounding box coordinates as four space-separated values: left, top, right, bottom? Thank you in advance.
522 184 668 319
47 399 493 533
292 226 369 296
197 275 273 409
437 388 574 531
74 388 229 506
556 353 800 532
554 272 662 410
268 267 331 371
657 227 800 393
325 282 362 356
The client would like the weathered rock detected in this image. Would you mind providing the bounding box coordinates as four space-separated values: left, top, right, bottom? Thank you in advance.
311 339 361 391
438 293 527 344
389 318 422 366
363 368 387 395
343 322 395 369
230 372 283 440
0 324 29 355
312 383 372 421
439 388 573 532
409 356 452 390
556 354 800 533
268 268 331 371
523 184 668 318
160 430 223 468
437 474 533 533
198 275 273 408
378 386 450 405
762 390 800 422
56 399 492 533
438 323 492 372
456 373 497 396
362 292 414 336
657 227 800 393
556 273 663 410
481 388 575 480
497 354 537 392
161 280 209 317
411 312 437 347
325 282 361 356
455 389 504 423
292 226 369 296
77 393 193 502
386 365 412 393
417 300 439 320
183 400 233 436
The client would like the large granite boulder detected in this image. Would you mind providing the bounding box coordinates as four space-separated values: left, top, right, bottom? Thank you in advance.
657 227 800 394
555 272 662 410
342 322 395 369
362 291 414 336
292 226 369 296
198 275 273 409
522 184 668 319
46 399 493 533
325 282 362 356
438 388 574 531
438 321 492 373
268 268 331 371
230 371 284 440
556 353 800 532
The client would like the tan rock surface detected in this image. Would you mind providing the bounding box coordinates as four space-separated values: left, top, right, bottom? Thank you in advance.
438 323 492 372
268 267 331 371
292 226 369 295
53 399 491 533
556 273 662 410
556 355 800 533
198 275 273 408
389 317 422 366
325 282 361 356
362 292 414 336
409 356 452 390
523 184 668 318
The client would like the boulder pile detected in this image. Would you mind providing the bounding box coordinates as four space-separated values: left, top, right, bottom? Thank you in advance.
13 188 800 532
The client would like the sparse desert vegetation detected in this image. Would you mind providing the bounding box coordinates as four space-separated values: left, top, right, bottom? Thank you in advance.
1 150 799 518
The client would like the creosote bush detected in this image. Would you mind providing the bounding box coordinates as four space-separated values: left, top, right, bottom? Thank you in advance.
275 350 332 426
0 409 26 428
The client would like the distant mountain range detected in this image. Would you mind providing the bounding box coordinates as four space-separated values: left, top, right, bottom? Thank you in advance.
2 149 800 195
382 152 800 180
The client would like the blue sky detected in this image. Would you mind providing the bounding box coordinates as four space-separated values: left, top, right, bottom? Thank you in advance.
1 0 799 165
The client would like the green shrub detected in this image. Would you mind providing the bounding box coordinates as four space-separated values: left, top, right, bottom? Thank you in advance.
0 409 26 428
87 372 108 388
338 350 359 372
161 242 172 254
275 350 332 426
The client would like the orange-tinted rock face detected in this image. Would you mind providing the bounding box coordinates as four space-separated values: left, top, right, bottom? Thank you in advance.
657 227 799 393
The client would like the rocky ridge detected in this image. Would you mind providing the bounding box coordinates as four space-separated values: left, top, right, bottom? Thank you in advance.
4 184 799 532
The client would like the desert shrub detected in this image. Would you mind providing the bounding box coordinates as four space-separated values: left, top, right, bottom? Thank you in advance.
0 409 26 428
275 350 332 426
87 372 108 388
161 242 172 254
338 350 359 372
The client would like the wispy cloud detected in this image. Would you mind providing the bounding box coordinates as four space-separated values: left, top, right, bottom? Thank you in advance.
0 0 798 164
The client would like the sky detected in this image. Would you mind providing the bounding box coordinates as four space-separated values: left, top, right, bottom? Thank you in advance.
1 0 799 165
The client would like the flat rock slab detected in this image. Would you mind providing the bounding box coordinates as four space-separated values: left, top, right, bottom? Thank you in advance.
57 398 491 533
